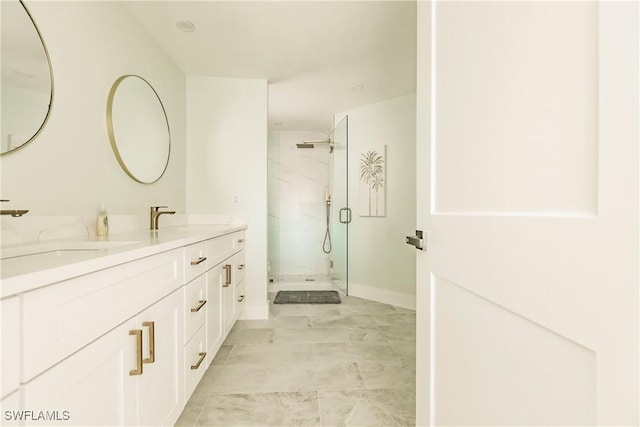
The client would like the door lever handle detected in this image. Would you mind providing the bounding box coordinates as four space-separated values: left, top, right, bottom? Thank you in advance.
406 230 425 250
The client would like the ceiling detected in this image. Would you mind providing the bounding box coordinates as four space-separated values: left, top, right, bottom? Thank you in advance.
123 1 417 131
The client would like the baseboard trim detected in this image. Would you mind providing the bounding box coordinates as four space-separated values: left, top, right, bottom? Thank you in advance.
239 302 270 320
348 282 416 310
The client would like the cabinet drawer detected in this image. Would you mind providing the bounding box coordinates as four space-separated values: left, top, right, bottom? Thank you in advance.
235 281 246 318
235 252 245 285
184 274 207 343
184 241 208 283
206 233 235 267
184 325 207 398
234 231 246 251
22 249 183 382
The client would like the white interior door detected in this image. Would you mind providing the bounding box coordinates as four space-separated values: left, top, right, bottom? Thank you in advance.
415 2 639 425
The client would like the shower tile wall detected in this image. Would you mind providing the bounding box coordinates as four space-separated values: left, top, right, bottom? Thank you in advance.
268 130 331 282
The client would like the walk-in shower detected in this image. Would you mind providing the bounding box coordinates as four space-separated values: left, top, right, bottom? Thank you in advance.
267 118 349 295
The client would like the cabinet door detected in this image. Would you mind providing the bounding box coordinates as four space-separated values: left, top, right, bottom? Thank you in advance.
222 259 236 335
206 263 224 364
136 289 183 427
1 391 21 427
23 319 138 426
184 274 207 344
1 296 19 399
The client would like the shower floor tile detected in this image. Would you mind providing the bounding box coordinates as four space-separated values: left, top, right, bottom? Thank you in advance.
176 295 416 426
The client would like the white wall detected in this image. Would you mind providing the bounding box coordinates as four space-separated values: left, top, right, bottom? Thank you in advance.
186 76 269 318
0 1 186 217
336 93 416 308
1 85 50 152
267 130 331 282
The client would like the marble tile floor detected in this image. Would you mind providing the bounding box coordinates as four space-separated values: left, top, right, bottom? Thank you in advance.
175 294 416 427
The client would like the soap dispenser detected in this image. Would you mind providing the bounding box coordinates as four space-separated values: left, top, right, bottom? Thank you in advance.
97 203 109 236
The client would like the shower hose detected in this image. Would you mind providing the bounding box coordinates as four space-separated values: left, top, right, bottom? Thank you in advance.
323 200 332 254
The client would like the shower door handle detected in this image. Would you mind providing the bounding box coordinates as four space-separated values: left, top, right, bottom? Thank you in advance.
339 208 352 224
406 230 425 251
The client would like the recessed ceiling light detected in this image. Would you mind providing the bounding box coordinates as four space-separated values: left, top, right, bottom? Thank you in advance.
351 84 365 91
176 21 196 33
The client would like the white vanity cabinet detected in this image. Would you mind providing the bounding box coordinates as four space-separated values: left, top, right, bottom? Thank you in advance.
1 225 247 426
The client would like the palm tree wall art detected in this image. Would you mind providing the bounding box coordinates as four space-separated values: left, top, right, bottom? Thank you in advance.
359 146 386 216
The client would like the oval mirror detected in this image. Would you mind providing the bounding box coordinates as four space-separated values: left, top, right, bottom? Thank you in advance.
106 75 171 184
1 0 54 154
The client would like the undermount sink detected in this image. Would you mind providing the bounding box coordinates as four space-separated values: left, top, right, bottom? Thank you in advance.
0 240 139 260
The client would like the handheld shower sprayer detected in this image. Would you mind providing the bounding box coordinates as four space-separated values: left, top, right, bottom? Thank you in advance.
323 186 332 254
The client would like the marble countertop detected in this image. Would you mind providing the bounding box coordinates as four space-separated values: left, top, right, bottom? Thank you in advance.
0 224 247 298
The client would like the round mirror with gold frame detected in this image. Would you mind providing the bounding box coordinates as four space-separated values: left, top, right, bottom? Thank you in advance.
1 0 54 155
106 75 171 184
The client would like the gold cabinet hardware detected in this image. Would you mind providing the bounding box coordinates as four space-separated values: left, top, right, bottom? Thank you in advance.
191 256 207 266
191 299 207 313
238 264 245 270
190 352 207 370
129 329 143 376
223 264 231 287
142 321 155 364
238 295 245 302
237 238 245 243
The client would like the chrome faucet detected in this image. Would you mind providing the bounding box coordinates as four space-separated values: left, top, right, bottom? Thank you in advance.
150 206 176 230
0 200 29 217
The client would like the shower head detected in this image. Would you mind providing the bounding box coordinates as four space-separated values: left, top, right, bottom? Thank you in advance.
296 139 331 149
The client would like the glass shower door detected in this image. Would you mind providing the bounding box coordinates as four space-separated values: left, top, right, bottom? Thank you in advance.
330 116 348 295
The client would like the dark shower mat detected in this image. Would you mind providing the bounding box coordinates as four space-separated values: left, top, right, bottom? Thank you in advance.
273 290 342 304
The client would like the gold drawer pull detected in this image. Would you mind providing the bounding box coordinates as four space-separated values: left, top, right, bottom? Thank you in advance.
129 329 143 376
191 299 207 312
223 264 231 287
142 321 155 364
237 238 245 243
190 352 207 370
191 256 207 266
238 264 245 270
238 295 245 302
